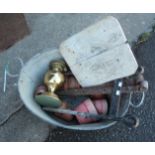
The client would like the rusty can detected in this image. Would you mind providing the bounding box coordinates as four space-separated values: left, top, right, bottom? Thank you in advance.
75 99 98 124
75 98 108 124
63 76 81 90
93 99 108 115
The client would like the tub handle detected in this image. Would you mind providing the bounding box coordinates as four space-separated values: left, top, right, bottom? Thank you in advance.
129 92 145 108
120 114 140 128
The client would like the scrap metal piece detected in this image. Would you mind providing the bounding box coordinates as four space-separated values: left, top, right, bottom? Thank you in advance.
57 83 148 96
140 80 149 91
129 92 145 108
121 114 140 128
109 79 123 116
43 107 139 128
136 66 144 74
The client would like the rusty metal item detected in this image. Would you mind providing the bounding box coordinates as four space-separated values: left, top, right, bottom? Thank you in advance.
136 74 144 84
139 80 148 90
136 66 144 74
75 99 98 124
109 79 123 116
63 76 81 90
43 107 139 128
57 81 148 96
91 94 105 100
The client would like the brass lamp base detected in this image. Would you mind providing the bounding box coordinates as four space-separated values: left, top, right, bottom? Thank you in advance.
35 92 62 108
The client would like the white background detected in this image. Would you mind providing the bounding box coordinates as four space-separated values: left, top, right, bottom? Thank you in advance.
0 0 155 13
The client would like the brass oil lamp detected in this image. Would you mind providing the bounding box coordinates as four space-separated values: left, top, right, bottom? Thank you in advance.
35 60 67 108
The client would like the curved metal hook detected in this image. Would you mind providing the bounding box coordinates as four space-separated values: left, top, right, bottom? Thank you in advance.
122 114 140 128
129 91 145 108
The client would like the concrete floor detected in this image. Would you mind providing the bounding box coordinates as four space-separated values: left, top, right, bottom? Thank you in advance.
0 13 155 141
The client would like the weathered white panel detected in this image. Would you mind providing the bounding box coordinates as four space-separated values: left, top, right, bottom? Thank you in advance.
60 16 138 87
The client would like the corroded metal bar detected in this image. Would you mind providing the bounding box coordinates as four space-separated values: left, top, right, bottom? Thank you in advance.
57 81 148 96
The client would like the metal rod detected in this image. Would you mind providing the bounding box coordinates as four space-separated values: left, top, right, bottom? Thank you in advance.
43 107 120 120
43 107 139 128
109 79 123 116
57 84 147 96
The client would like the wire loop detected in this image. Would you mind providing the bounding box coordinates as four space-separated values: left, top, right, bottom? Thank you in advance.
129 91 145 108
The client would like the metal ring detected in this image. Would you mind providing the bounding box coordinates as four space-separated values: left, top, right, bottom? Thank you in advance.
129 91 145 108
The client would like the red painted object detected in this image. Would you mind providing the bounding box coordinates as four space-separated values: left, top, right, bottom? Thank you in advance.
75 98 108 124
93 99 108 114
75 99 98 124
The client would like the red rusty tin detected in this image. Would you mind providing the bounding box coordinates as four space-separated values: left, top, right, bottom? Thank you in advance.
93 99 108 115
75 99 98 124
63 76 81 90
75 98 108 124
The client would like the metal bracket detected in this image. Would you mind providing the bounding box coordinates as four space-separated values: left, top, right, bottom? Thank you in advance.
109 79 123 116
